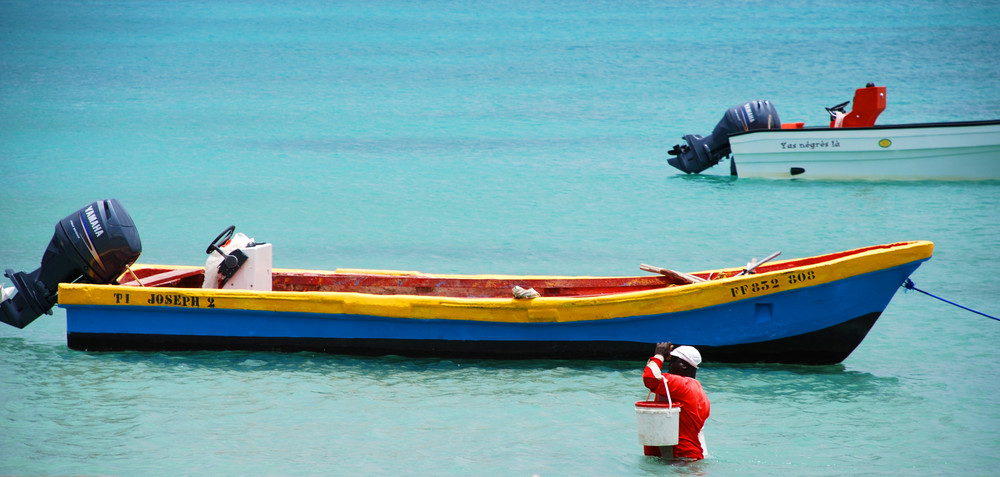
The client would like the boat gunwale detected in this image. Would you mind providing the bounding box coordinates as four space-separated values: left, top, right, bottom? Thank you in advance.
728 118 1000 138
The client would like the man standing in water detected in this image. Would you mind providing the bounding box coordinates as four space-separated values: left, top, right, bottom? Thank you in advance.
642 341 710 460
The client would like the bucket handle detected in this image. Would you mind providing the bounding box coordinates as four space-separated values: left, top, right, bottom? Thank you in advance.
644 376 673 407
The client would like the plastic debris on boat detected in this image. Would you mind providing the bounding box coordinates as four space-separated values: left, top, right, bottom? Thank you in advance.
512 286 540 299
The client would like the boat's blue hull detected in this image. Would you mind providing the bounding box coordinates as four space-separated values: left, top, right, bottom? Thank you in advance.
63 260 923 363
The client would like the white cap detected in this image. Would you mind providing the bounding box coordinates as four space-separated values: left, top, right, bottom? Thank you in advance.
670 345 701 368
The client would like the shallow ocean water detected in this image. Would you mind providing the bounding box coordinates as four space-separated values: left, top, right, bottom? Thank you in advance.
2 0 999 475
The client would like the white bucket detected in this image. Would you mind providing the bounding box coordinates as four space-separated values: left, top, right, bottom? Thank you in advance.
635 384 680 446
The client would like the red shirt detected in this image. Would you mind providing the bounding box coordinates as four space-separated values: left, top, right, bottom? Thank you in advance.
642 355 710 460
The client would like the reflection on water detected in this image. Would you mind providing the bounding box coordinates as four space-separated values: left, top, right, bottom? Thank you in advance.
705 362 903 404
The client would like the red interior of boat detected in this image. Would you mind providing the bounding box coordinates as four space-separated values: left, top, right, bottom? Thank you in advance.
119 267 685 298
115 243 906 298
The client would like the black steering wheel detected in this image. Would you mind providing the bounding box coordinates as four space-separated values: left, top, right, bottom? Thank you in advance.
206 225 236 255
825 100 850 120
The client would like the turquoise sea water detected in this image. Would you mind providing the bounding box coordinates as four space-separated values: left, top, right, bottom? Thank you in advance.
2 0 999 475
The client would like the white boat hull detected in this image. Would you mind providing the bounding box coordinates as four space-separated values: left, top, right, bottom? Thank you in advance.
728 120 1000 180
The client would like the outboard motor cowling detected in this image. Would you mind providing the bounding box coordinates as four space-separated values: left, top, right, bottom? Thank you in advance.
1 199 142 328
667 100 781 174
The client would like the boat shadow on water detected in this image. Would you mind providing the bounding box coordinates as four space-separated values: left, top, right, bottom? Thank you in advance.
87 348 905 386
88 348 643 375
668 172 739 187
669 171 1000 186
703 362 903 405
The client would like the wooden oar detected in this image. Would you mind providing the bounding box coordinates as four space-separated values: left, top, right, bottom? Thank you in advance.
639 264 706 284
124 264 145 287
735 251 782 276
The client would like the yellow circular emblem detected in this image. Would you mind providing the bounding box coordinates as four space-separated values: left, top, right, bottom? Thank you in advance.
878 138 892 148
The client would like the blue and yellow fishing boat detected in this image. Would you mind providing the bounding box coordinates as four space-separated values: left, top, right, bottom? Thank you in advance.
1 200 933 364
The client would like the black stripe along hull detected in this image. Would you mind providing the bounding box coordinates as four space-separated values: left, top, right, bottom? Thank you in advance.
67 312 880 365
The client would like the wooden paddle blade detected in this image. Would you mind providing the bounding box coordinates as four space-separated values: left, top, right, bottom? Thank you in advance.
639 264 706 284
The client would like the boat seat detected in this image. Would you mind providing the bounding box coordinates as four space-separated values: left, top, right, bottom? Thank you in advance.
841 85 886 128
119 268 203 287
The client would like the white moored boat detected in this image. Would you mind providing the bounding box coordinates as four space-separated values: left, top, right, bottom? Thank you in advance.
728 120 1000 179
666 84 1000 180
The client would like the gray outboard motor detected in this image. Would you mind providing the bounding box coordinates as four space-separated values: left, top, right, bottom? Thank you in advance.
667 100 781 174
1 199 142 329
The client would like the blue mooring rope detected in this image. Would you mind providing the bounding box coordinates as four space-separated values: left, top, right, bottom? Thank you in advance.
903 279 1000 322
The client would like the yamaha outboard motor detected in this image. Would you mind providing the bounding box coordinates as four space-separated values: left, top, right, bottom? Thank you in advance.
667 100 781 174
1 199 141 329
